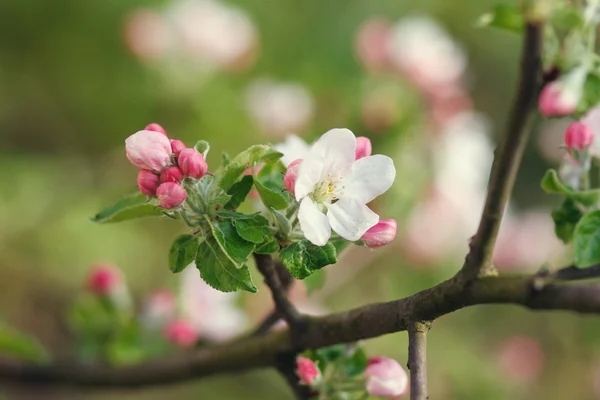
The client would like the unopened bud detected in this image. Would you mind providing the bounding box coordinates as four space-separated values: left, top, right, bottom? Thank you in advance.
284 159 303 196
361 219 397 248
164 318 198 348
178 148 208 179
538 69 586 118
160 166 183 183
87 263 122 296
564 122 593 151
156 182 186 209
296 356 320 385
355 136 373 160
125 130 172 172
144 123 167 136
137 169 160 196
170 139 186 156
364 356 408 398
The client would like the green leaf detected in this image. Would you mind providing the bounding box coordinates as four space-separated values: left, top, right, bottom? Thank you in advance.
0 324 49 363
552 198 584 244
477 4 524 33
304 269 326 294
210 220 255 266
233 215 272 244
280 240 337 279
91 193 163 223
577 73 600 116
220 145 283 190
195 236 257 293
540 169 600 208
551 5 585 37
255 179 289 210
272 209 292 237
225 175 254 209
168 234 199 273
194 140 210 157
574 210 600 267
254 238 280 254
341 347 368 378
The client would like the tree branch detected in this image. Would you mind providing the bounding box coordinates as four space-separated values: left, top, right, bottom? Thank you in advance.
254 254 304 331
3 274 600 388
408 321 431 400
462 21 543 279
541 263 600 281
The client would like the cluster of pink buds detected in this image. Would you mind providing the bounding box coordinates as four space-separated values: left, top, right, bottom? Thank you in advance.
564 122 594 152
163 318 198 348
125 123 208 209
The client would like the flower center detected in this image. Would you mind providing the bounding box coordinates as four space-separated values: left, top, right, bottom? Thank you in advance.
311 172 345 204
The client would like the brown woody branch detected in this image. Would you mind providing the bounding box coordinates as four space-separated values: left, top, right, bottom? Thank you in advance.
408 321 431 400
462 21 543 279
2 274 600 388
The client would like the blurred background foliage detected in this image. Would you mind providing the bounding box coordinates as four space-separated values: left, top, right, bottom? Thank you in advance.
1 0 599 399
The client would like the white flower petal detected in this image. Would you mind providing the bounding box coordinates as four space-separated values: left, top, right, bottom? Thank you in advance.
344 155 396 204
274 135 311 167
308 128 356 178
298 197 331 246
326 198 379 241
295 159 324 201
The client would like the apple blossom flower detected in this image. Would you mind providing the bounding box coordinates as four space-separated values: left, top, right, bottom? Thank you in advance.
497 336 545 382
361 219 397 248
564 122 594 151
283 159 302 196
364 356 408 398
137 169 160 196
156 182 186 209
87 263 122 296
123 9 173 61
294 129 396 246
125 130 173 172
144 123 167 136
538 68 586 117
245 79 314 138
141 290 176 328
164 318 198 348
170 139 186 156
355 18 392 72
179 265 247 341
355 136 372 160
296 356 320 385
274 135 311 167
178 148 208 179
160 166 183 183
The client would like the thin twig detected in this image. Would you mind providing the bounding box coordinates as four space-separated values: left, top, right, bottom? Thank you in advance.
462 21 543 279
541 264 600 281
408 321 431 400
253 253 304 331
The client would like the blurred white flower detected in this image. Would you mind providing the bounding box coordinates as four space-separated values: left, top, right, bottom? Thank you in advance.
169 0 258 70
388 16 466 94
179 265 247 342
245 79 315 138
274 135 311 167
354 18 392 72
123 9 173 61
140 290 177 329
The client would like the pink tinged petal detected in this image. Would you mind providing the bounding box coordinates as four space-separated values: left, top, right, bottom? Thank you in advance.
365 357 409 398
298 197 331 246
284 159 303 195
344 154 396 204
361 219 397 248
295 158 324 201
125 130 173 172
326 197 379 241
355 136 372 160
308 128 356 178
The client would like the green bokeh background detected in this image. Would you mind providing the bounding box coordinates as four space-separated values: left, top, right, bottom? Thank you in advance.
1 0 598 399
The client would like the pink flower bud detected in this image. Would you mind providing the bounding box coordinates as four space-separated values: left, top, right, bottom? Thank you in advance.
170 139 186 156
364 356 408 399
137 169 160 196
125 130 172 172
164 318 198 348
178 148 208 179
144 122 167 136
86 263 122 296
296 356 320 385
361 219 397 248
156 182 186 209
284 159 303 196
355 136 372 160
564 122 594 151
538 82 579 117
160 166 183 183
142 290 176 328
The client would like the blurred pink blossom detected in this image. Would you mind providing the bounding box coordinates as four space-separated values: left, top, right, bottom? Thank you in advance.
245 79 314 138
164 318 198 348
355 18 392 72
497 336 545 382
123 10 173 61
141 289 177 328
